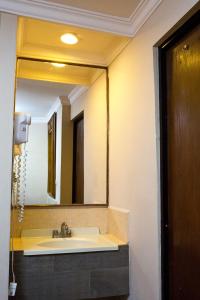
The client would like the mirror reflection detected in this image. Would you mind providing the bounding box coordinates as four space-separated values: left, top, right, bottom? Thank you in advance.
14 59 107 206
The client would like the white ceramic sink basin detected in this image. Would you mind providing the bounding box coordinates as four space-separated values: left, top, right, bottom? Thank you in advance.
22 227 120 256
38 238 95 249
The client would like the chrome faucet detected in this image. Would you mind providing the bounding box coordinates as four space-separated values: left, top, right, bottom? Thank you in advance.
60 222 71 237
52 222 72 238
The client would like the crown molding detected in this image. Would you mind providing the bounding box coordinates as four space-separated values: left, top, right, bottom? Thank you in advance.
68 86 88 104
46 98 61 122
59 96 70 106
129 0 162 36
0 0 162 37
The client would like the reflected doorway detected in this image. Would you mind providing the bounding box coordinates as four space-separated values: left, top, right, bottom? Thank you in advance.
72 113 84 204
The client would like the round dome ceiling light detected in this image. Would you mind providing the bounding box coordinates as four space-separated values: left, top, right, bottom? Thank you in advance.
51 63 66 68
60 33 79 45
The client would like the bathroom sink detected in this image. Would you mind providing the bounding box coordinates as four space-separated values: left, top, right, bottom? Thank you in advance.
38 238 95 249
21 227 120 255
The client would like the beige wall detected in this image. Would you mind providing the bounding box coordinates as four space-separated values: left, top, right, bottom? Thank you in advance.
61 102 73 204
55 103 62 203
26 123 48 204
109 1 198 300
71 72 107 204
51 99 73 205
0 13 17 300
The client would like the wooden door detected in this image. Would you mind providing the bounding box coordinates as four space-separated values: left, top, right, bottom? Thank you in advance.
48 113 56 198
164 22 200 299
72 113 84 204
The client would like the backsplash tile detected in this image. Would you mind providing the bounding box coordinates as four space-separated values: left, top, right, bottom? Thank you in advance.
12 206 129 242
12 207 108 237
108 207 129 243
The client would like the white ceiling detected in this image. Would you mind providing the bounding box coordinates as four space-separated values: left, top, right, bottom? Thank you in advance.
45 0 141 18
0 0 162 36
16 78 75 118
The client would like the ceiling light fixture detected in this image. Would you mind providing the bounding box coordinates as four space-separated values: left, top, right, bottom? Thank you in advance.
51 63 66 68
60 33 79 45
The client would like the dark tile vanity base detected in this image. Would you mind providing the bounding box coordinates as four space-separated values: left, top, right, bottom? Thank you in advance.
9 245 129 300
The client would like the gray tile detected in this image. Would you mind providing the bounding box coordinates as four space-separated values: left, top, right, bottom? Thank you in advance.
14 274 56 297
10 246 129 299
53 271 90 299
54 252 88 272
14 252 54 275
90 267 129 298
15 271 90 300
83 297 128 300
54 246 129 272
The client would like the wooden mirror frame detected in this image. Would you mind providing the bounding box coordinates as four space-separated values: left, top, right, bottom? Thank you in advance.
15 56 109 208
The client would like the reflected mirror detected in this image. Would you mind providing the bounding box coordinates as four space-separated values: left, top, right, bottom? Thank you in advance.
13 58 108 206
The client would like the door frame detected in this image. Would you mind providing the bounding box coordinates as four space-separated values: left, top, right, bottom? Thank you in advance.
154 3 200 300
72 111 84 204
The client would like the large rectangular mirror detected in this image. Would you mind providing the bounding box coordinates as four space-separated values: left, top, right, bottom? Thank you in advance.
13 58 108 206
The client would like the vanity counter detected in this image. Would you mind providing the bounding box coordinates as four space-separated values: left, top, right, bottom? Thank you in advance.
12 234 125 254
11 227 127 256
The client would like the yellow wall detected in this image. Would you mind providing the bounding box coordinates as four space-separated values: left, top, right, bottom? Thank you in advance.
109 0 198 299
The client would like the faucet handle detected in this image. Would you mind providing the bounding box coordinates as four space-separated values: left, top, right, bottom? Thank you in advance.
61 222 68 230
52 229 59 238
61 222 68 228
66 227 72 237
60 222 71 237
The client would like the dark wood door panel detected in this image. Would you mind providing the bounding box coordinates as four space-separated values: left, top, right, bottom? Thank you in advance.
73 113 84 204
166 23 200 300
